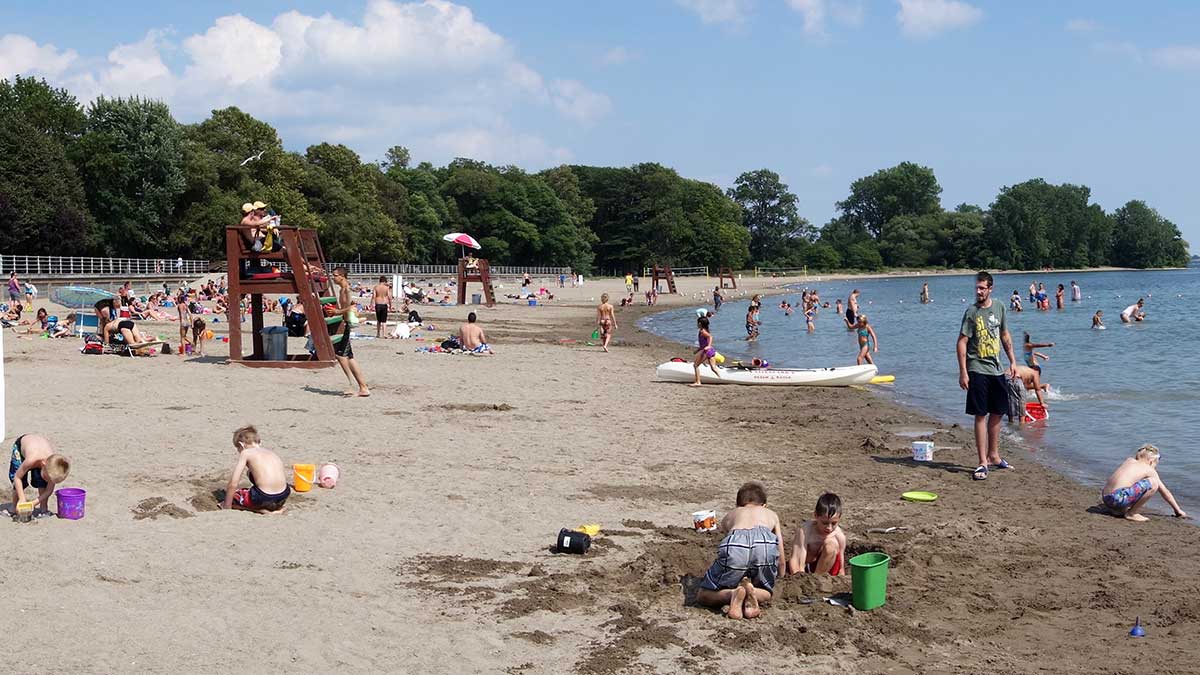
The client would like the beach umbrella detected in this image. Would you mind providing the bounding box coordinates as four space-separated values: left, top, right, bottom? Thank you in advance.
51 286 114 308
442 232 481 258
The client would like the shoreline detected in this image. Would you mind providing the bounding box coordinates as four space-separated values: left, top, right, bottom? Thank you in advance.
4 274 1199 672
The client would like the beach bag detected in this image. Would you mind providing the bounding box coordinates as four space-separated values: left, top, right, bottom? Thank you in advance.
441 336 461 351
82 340 104 355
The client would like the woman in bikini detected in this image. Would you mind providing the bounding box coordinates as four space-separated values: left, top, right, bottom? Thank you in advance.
596 293 617 353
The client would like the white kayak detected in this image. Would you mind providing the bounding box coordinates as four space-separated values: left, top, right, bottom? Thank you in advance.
655 361 878 386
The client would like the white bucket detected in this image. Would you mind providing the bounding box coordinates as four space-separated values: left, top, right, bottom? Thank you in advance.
691 510 717 532
911 441 935 462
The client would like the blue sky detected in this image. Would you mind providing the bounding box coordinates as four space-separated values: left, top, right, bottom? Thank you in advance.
1 0 1197 246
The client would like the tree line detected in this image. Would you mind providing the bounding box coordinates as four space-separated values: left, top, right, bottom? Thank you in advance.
0 76 1189 272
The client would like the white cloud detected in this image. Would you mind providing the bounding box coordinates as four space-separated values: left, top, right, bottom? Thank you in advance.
1065 18 1100 33
0 34 77 80
895 0 982 39
0 1 608 167
1092 40 1141 61
550 79 612 124
675 0 752 25
785 0 864 36
600 46 634 66
1151 46 1200 70
429 126 572 166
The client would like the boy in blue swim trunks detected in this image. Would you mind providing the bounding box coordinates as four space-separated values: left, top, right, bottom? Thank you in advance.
9 434 70 513
1101 444 1186 522
696 481 785 619
221 425 291 514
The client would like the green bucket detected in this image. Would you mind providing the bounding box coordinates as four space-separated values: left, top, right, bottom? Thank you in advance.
849 552 891 611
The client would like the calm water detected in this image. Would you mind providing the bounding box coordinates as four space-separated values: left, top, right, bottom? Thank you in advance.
640 265 1200 504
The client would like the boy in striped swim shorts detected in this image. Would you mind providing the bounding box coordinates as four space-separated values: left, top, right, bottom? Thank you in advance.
696 481 785 619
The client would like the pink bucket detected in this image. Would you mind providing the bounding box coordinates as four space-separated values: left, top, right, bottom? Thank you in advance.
318 463 339 489
56 488 86 520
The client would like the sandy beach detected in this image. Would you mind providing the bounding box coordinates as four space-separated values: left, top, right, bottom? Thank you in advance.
5 273 1200 674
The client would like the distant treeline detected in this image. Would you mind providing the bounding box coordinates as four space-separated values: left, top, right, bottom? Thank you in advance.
0 76 1189 272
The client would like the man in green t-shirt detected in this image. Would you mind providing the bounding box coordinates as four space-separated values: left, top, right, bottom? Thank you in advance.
957 271 1018 481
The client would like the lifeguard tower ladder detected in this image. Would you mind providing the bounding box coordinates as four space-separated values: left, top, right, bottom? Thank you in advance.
717 266 737 289
456 258 496 307
651 264 677 294
224 225 338 368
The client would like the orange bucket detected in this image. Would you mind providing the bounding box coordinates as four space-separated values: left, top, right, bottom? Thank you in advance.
293 464 316 492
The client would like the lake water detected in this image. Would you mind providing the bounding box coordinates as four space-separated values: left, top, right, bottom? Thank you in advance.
639 265 1200 505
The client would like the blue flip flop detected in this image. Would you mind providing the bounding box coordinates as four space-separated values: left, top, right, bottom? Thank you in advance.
972 465 989 481
994 460 1013 470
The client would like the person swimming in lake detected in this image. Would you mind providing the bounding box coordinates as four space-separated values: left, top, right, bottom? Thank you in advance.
844 289 860 329
920 282 931 304
1023 332 1053 371
692 316 720 386
1100 444 1186 522
745 298 761 342
1010 290 1023 312
1092 310 1105 329
1120 298 1146 323
1055 284 1065 310
855 315 878 365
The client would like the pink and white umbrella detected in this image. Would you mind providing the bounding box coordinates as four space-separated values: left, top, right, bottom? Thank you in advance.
443 232 481 258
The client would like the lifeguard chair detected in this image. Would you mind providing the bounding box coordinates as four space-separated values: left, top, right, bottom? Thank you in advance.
717 266 737 289
650 264 677 294
224 225 338 368
456 258 496 307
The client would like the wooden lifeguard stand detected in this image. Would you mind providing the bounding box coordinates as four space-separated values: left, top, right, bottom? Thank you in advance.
224 225 338 368
650 264 677 294
717 266 737 289
456 258 496 307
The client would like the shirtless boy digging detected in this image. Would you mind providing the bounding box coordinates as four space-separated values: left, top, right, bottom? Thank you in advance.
222 425 290 514
787 493 848 576
1101 444 1186 522
696 481 785 619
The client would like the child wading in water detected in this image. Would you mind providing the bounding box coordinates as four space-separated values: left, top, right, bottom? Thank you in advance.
1101 444 1186 522
691 316 719 387
855 315 878 365
222 425 291 514
696 481 784 619
1092 310 1105 329
787 493 847 575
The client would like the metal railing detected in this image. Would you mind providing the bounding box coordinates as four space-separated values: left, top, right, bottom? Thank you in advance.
329 262 572 278
0 255 210 277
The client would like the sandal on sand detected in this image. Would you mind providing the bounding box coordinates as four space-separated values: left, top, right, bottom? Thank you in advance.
993 459 1013 470
972 465 988 481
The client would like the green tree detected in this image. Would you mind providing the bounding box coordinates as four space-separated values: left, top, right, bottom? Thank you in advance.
727 169 812 263
73 96 185 256
0 75 85 147
1111 201 1189 268
0 115 93 254
837 162 942 239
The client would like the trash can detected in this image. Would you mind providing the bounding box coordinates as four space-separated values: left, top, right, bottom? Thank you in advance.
849 552 891 610
471 293 482 305
262 326 289 361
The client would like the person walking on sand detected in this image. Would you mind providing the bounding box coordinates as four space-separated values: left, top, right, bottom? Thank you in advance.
328 266 370 397
957 271 1018 481
596 293 617 352
371 276 392 338
7 271 21 307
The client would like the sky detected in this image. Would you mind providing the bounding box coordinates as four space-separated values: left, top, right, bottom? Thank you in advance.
1 0 1197 246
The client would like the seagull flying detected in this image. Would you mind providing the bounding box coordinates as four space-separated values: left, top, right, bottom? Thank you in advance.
239 150 266 167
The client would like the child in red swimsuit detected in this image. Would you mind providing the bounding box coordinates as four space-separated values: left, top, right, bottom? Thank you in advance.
787 493 847 576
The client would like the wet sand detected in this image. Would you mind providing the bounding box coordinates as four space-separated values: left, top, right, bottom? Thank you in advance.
4 274 1198 674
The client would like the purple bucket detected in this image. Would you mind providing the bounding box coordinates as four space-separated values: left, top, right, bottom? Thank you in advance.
56 488 86 520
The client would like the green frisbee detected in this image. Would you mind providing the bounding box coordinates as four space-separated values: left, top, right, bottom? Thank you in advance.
901 491 938 502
